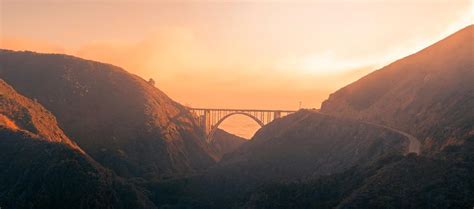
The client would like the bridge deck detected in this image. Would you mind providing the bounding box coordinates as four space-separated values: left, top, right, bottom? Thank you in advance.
189 107 297 142
189 107 296 113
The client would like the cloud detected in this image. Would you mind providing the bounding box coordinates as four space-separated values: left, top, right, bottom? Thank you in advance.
274 51 378 76
0 29 378 110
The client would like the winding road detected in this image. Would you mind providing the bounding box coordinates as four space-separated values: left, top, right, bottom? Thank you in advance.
310 110 421 155
365 121 421 155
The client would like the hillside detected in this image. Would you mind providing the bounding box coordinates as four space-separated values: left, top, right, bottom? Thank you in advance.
0 128 157 209
240 25 474 209
336 140 474 209
0 80 156 209
220 110 409 179
1 21 471 209
321 25 474 153
146 110 412 208
244 138 474 209
0 79 78 148
210 128 247 159
0 50 216 179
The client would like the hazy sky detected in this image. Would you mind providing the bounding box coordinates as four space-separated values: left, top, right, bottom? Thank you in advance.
1 0 472 137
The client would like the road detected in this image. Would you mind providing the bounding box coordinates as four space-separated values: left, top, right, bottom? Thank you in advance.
309 110 421 155
365 121 421 155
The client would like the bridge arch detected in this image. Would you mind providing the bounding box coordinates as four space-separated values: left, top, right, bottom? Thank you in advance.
189 108 296 142
208 112 264 142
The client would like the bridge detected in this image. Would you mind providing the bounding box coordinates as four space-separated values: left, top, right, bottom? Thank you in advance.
189 108 296 142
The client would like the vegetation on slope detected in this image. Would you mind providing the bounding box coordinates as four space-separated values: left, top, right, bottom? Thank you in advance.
244 138 474 209
321 25 474 152
0 79 78 149
0 128 156 209
0 79 156 209
0 50 216 179
210 128 247 160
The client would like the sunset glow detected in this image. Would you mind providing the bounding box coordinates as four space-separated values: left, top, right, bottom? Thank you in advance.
1 0 472 137
1 1 474 206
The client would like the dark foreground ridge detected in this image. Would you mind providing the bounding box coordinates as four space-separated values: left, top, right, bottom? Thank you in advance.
0 79 155 209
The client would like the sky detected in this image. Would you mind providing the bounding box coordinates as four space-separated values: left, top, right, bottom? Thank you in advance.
1 0 473 138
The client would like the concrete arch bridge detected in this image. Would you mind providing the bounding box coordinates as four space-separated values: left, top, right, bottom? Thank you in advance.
189 108 296 142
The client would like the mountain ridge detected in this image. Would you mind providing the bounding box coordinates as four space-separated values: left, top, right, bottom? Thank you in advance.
0 49 217 179
321 24 474 153
0 78 156 209
0 79 81 150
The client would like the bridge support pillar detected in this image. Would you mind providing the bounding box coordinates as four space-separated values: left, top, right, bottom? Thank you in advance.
274 111 281 119
203 110 211 135
190 108 295 142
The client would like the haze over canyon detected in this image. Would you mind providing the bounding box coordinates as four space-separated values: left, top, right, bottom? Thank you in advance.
0 1 473 209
